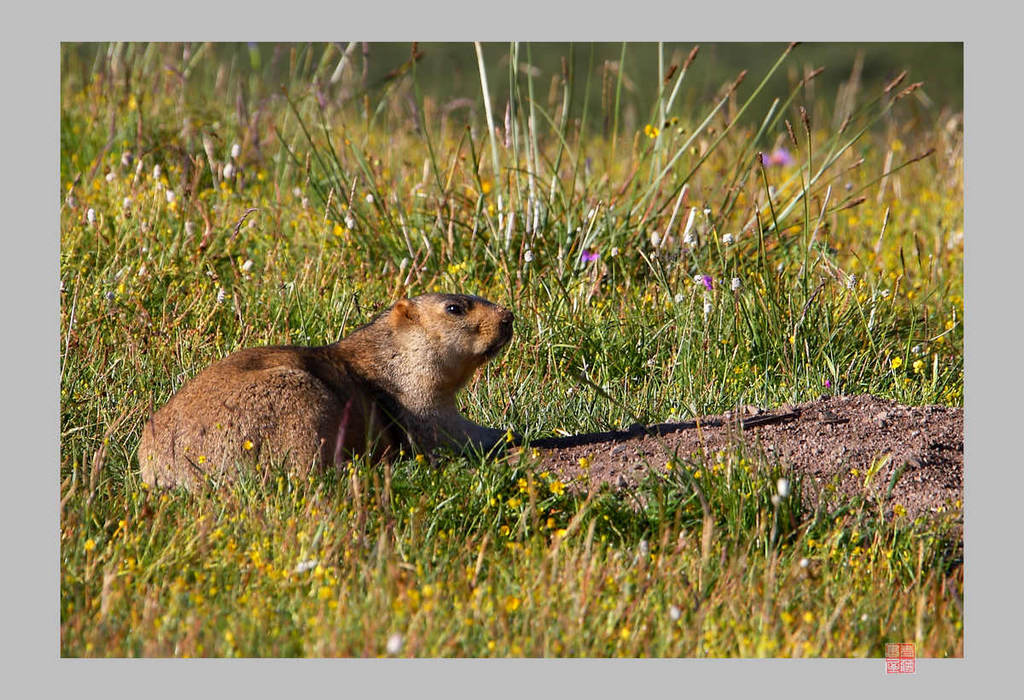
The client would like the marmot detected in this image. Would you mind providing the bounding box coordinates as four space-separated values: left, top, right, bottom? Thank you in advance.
138 293 514 489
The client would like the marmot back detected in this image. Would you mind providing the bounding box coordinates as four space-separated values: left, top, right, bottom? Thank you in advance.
138 293 514 489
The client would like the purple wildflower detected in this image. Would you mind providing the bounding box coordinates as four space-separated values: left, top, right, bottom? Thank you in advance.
581 250 600 264
825 379 832 389
701 275 713 291
761 147 795 167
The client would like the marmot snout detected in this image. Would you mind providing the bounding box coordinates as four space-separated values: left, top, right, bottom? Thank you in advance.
137 293 515 489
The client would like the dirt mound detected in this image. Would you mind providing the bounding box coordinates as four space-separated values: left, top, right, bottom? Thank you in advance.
530 394 963 520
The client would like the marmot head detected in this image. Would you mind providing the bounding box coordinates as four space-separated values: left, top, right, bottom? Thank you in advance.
387 293 514 397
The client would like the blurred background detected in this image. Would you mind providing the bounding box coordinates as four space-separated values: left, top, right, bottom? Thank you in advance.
62 42 963 132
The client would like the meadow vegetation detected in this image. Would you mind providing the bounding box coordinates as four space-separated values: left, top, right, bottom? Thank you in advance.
59 42 963 657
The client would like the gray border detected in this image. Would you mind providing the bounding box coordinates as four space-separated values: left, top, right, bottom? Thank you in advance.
14 0 1012 695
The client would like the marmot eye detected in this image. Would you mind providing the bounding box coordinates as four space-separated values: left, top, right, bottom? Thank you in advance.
445 303 466 316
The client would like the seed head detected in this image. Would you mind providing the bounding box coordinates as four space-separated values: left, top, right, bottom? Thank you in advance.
682 207 697 245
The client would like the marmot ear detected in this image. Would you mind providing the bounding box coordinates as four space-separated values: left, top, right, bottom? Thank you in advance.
389 298 418 326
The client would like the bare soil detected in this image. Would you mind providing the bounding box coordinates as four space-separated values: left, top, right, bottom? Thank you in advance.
527 394 963 520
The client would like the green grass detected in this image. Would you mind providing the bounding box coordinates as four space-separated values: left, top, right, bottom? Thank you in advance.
59 42 963 657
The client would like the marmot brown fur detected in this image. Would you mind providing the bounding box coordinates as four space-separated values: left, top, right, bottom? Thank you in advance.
137 293 514 488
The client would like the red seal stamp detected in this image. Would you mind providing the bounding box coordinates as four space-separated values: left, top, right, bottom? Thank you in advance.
885 643 915 674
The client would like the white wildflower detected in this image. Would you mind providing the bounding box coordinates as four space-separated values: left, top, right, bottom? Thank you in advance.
165 189 176 204
669 605 681 621
122 197 132 209
222 162 235 179
241 259 254 273
799 557 809 569
731 277 742 291
610 247 619 257
365 193 374 204
523 248 534 263
587 208 596 220
847 274 857 290
293 559 319 574
105 171 116 183
674 293 684 304
344 215 356 229
121 151 133 168
693 274 704 285
703 300 713 317
153 164 162 180
230 143 241 159
86 208 96 225
722 233 734 246
776 478 790 498
650 231 661 247
216 287 226 304
185 221 196 237
386 633 404 655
